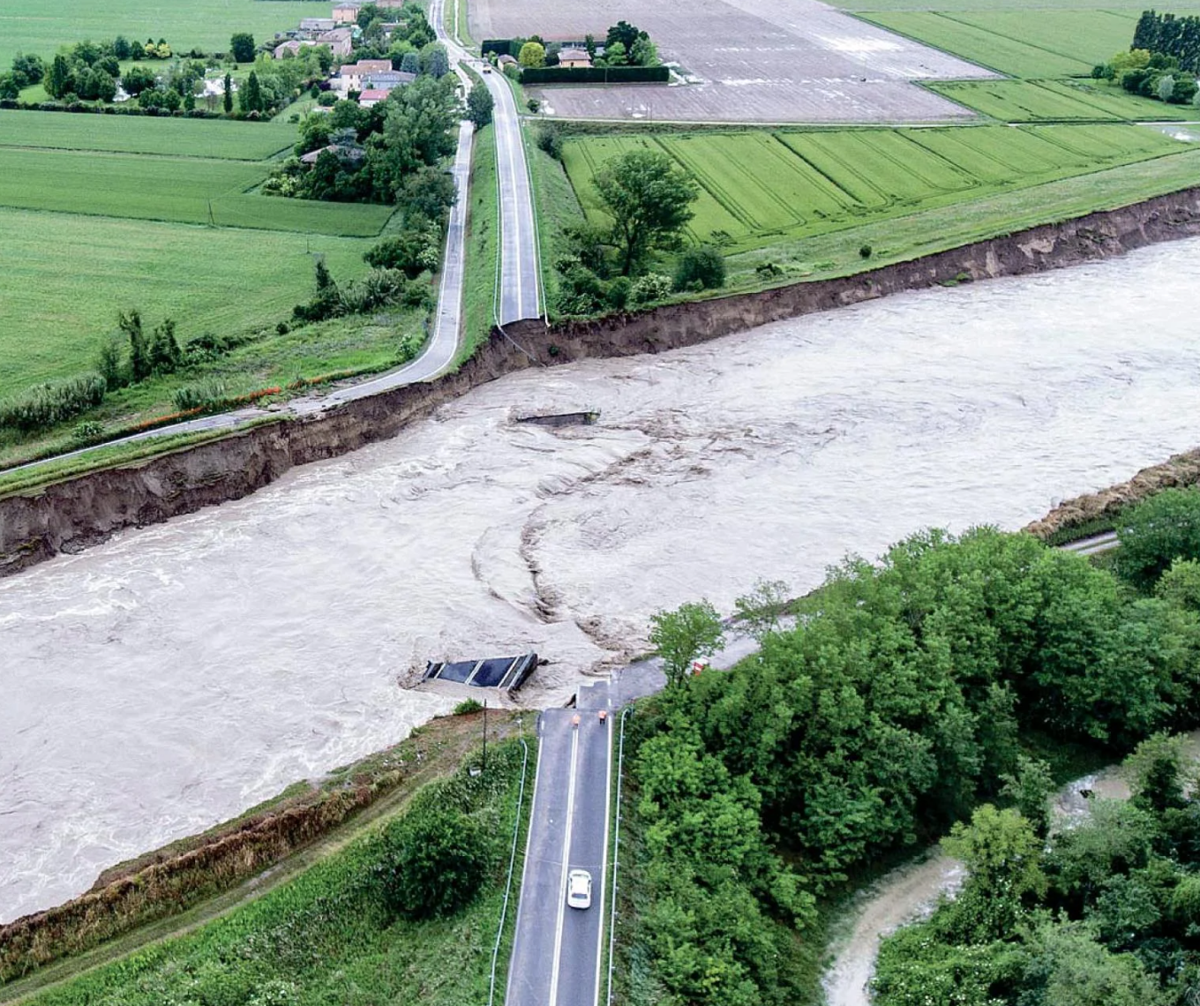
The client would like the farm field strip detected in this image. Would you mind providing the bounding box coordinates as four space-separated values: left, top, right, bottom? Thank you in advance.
857 11 1096 77
940 9 1137 65
929 79 1200 122
562 125 1187 252
0 147 392 236
0 111 299 160
0 0 317 68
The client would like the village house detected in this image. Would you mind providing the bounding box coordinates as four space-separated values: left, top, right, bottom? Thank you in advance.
357 88 389 107
299 17 337 32
332 2 361 24
336 58 394 92
317 27 354 57
557 47 592 68
362 70 415 90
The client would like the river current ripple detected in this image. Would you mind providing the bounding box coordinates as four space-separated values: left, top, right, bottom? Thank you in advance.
3 240 1200 921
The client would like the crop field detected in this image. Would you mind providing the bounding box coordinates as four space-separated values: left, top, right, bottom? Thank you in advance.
0 111 299 159
929 79 1200 122
561 125 1185 250
857 11 1097 76
833 0 1200 11
0 0 316 67
0 147 392 236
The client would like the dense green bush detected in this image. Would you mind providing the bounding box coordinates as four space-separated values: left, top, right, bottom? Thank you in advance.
0 373 106 433
673 245 726 292
1116 487 1200 591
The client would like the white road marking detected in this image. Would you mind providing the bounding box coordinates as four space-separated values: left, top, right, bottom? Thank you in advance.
549 723 581 1006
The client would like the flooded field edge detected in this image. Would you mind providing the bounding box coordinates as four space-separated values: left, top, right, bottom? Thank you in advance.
6 184 1200 579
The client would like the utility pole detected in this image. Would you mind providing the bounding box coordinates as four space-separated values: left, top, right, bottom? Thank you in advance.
482 698 488 772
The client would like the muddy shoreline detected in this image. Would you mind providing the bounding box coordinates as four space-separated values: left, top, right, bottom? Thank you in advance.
6 186 1200 578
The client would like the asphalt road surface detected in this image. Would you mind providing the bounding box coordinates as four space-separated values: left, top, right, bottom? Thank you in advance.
507 682 613 1006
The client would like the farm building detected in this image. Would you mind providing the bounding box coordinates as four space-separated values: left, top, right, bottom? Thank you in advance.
362 70 415 90
557 47 591 68
300 17 337 32
358 89 389 107
318 28 354 56
300 143 366 164
333 2 362 23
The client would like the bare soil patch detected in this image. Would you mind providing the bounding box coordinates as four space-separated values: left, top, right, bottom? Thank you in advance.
471 0 995 122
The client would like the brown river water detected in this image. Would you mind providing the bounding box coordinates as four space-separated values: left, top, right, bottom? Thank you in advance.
3 240 1200 922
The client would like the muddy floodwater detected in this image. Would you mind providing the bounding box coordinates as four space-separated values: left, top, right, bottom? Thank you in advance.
4 240 1200 921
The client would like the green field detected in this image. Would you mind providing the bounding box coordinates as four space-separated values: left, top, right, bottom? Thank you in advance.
0 206 374 397
561 125 1186 252
0 0 316 67
834 0 1200 11
930 78 1200 121
0 111 299 159
859 11 1098 76
0 146 393 235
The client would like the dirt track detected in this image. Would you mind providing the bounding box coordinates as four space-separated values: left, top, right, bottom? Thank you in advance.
471 0 994 122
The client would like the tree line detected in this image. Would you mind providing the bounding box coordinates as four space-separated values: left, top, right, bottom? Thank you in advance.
1134 9 1200 72
619 490 1200 1005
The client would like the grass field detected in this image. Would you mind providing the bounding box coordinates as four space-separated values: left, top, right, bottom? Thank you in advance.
0 147 393 235
0 207 373 397
460 122 498 361
929 78 1200 122
0 0 316 67
835 0 1200 11
561 125 1186 253
0 111 299 159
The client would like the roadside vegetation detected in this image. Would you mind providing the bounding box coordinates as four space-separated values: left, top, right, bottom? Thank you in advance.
615 488 1200 1005
460 121 500 357
7 738 531 1006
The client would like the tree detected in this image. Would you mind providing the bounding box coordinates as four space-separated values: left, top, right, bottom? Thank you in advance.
119 310 150 382
230 32 256 64
518 41 546 68
421 43 449 77
45 54 73 99
0 73 18 100
238 70 262 112
630 36 659 67
999 755 1056 837
398 165 456 219
466 84 493 128
1127 732 1189 814
606 20 644 53
120 64 157 97
112 36 131 60
376 805 493 919
942 804 1046 927
148 319 181 375
1157 73 1177 101
1116 487 1200 591
1156 557 1200 611
400 51 420 75
11 52 45 87
648 600 725 687
600 41 628 67
733 578 790 644
594 149 699 275
368 75 459 200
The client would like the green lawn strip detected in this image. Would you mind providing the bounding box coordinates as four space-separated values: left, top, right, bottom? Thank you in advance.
4 734 534 1006
722 146 1200 291
0 111 298 159
524 128 585 320
927 78 1200 122
0 207 375 399
459 121 499 362
0 0 317 68
561 124 1184 256
0 147 392 235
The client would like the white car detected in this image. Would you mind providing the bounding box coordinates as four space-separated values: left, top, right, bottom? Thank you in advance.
567 869 592 909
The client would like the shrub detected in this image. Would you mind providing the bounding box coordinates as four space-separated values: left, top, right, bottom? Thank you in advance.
628 272 672 306
0 373 107 433
607 275 632 310
535 123 564 160
859 244 873 259
375 803 494 920
70 420 105 445
453 698 484 715
672 246 725 292
172 380 228 412
95 334 128 391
